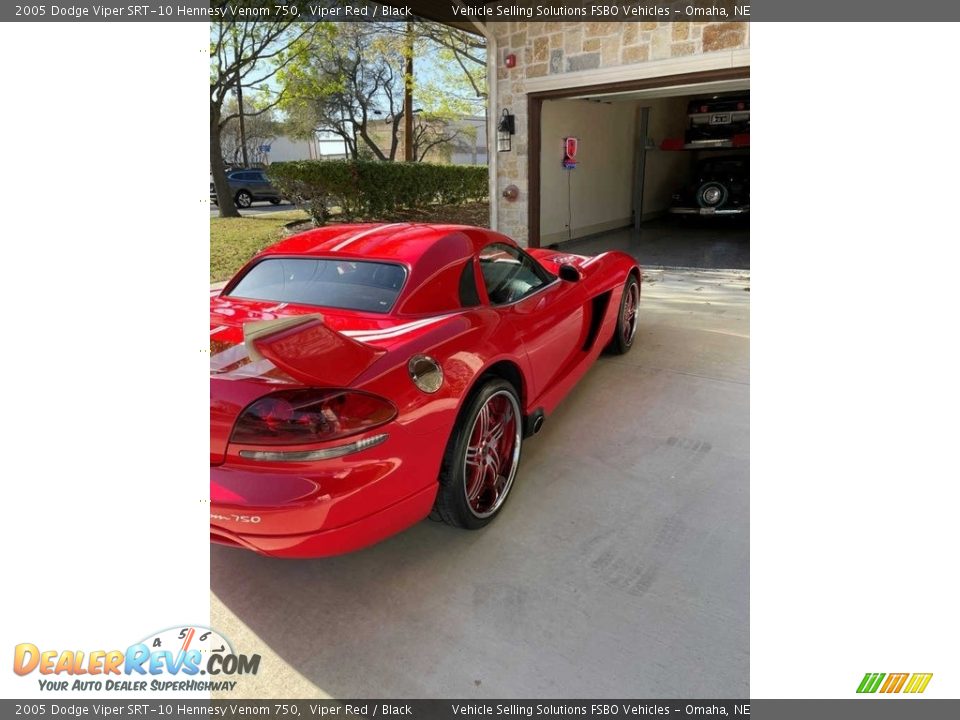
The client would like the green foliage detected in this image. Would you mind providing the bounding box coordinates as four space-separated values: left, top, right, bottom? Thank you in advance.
275 22 485 160
267 160 488 224
210 211 309 282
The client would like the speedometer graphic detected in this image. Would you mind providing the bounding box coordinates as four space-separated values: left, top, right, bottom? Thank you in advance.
137 625 233 674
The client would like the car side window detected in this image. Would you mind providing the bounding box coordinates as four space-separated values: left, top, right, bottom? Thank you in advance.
478 243 552 305
459 259 481 307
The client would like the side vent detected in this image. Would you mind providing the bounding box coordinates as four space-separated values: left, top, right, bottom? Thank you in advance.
582 291 613 351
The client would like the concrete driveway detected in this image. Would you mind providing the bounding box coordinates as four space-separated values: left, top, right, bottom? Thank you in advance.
211 260 749 699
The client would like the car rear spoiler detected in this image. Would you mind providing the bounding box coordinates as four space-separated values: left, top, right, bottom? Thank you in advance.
243 314 385 387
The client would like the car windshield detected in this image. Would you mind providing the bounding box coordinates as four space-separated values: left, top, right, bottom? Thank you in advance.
478 243 551 305
227 258 406 313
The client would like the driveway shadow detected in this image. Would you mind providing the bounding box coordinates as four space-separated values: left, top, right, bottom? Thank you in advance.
211 517 514 698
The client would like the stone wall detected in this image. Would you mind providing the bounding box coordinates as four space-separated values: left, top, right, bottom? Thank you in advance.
490 22 749 245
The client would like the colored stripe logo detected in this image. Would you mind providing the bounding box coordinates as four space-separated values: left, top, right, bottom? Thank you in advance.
857 672 932 694
903 673 934 694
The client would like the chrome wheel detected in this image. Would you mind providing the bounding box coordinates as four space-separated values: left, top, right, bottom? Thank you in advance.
698 182 727 208
621 280 640 347
434 378 524 529
463 389 521 519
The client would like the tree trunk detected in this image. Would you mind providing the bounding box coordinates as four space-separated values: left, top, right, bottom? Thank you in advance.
388 116 403 161
210 104 240 218
358 123 388 161
234 35 249 168
403 21 414 162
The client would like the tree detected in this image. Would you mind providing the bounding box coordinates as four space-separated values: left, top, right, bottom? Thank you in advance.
379 20 487 158
219 98 279 168
279 24 410 162
279 20 486 163
412 113 468 163
411 21 487 103
209 7 322 217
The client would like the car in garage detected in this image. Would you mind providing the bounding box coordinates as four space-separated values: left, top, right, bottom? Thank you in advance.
209 223 640 557
669 155 749 217
684 94 750 145
210 169 282 208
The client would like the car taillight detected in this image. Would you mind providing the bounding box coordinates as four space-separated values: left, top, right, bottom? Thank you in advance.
231 389 397 446
700 105 708 113
737 102 745 110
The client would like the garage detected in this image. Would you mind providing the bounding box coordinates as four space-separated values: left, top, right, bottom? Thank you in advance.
530 73 749 270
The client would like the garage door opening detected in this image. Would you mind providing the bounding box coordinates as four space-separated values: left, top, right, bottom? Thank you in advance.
530 71 749 270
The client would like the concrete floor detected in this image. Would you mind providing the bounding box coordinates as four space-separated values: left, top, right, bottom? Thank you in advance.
211 227 750 699
559 216 749 271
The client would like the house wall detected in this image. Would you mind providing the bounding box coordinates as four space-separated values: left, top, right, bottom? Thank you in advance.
538 93 696 243
317 118 488 165
640 95 692 219
264 135 318 163
489 21 750 246
450 116 489 166
540 99 638 244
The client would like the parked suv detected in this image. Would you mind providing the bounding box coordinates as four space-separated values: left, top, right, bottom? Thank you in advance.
210 169 282 208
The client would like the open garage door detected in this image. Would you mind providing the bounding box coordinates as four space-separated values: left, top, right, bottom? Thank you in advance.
530 71 749 270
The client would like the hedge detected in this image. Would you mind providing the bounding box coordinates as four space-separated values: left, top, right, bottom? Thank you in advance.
267 160 488 225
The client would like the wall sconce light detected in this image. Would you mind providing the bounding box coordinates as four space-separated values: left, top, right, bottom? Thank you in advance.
497 109 515 153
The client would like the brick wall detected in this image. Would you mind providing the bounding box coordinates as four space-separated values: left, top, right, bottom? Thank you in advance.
490 22 749 245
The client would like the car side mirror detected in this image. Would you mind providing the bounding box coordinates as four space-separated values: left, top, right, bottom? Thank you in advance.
558 264 582 282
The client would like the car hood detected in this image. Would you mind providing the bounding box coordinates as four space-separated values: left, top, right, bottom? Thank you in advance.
528 249 593 273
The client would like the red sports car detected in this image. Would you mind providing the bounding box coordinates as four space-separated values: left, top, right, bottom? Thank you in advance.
210 223 640 557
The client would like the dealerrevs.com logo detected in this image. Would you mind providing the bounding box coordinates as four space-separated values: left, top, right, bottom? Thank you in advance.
13 626 260 693
857 672 933 694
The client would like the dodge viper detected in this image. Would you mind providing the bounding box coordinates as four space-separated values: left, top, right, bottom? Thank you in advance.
210 223 640 557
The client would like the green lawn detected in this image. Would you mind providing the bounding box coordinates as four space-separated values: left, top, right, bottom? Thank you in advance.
210 210 309 282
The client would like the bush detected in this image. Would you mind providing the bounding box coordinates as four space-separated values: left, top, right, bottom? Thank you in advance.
267 160 488 225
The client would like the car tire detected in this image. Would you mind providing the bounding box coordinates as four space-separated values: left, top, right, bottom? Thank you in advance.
268 198 281 205
234 190 253 208
608 274 640 355
434 378 523 529
697 181 728 209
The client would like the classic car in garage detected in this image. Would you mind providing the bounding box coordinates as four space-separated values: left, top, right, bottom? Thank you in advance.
669 155 750 217
684 94 750 145
210 223 641 557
